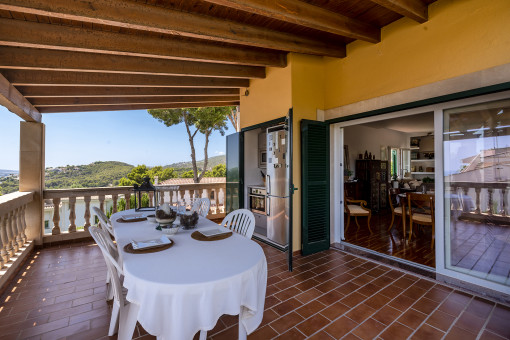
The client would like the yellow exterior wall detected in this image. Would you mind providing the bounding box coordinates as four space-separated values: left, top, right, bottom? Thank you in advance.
289 54 325 252
324 0 510 109
239 65 292 128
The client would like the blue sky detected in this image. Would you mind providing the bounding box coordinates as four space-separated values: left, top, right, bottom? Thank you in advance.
0 106 233 170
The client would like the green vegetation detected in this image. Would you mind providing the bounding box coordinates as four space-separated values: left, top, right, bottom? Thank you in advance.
148 106 232 183
118 165 177 186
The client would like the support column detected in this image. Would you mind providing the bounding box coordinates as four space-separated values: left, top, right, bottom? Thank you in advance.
19 122 45 245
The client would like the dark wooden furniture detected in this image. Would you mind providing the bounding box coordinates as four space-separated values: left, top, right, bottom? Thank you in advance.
355 160 388 212
344 181 361 200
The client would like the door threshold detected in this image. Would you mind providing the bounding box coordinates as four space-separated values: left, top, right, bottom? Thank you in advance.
332 242 436 279
253 233 288 252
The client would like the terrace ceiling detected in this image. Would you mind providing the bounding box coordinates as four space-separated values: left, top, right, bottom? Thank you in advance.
0 0 435 122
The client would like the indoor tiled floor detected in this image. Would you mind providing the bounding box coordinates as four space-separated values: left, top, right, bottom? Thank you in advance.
0 240 509 340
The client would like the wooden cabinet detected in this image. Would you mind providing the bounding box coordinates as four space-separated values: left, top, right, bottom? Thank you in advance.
344 182 361 200
355 160 388 212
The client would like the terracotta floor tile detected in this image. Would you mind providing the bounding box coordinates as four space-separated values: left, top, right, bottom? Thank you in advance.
479 330 508 340
379 285 402 299
19 317 69 338
413 279 435 291
396 308 427 329
337 281 361 295
352 318 386 340
270 312 304 334
324 316 358 338
272 298 303 316
454 311 486 335
402 285 427 300
380 321 413 340
438 299 466 317
412 297 440 315
357 283 380 297
320 301 350 321
345 303 376 324
294 278 320 292
393 276 416 289
295 288 323 304
274 327 307 339
424 287 450 303
317 290 344 307
296 313 330 337
444 326 478 340
295 300 326 319
425 309 456 332
315 280 340 293
364 293 391 310
307 330 334 340
486 314 510 338
448 291 473 306
465 297 495 319
40 320 90 340
412 323 445 340
341 292 367 308
493 303 510 320
274 286 302 302
372 305 402 326
261 308 279 325
247 325 278 340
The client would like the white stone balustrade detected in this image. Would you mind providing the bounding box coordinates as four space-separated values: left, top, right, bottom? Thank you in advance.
0 191 33 268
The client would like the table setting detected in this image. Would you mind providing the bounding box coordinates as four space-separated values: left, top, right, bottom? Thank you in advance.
111 206 267 340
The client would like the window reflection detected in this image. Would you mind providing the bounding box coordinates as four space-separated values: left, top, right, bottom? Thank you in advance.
444 99 510 285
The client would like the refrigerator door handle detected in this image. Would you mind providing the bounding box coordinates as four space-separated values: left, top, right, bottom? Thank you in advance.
266 175 271 195
266 196 270 216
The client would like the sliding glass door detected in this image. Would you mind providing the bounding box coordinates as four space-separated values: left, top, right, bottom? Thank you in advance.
443 99 510 286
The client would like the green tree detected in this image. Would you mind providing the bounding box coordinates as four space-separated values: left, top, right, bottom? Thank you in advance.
118 165 177 186
204 163 226 177
148 106 232 183
181 170 194 178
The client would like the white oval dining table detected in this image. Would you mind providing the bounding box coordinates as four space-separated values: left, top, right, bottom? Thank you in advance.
111 210 267 340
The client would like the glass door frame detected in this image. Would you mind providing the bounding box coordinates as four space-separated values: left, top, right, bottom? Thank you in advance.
330 89 510 295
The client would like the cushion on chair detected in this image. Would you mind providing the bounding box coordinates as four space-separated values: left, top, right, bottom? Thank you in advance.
347 205 370 215
411 213 432 223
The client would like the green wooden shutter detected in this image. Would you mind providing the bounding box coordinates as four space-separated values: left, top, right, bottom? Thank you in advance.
226 132 244 213
301 120 330 255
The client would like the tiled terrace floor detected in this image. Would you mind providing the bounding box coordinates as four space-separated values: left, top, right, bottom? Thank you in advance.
0 240 509 340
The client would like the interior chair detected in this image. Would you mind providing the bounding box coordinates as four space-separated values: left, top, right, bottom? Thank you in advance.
407 193 435 249
387 188 407 236
191 198 211 218
220 209 255 239
89 226 138 338
344 196 372 234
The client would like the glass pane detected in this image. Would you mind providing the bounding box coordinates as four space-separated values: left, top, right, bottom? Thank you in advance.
444 99 510 286
401 149 411 177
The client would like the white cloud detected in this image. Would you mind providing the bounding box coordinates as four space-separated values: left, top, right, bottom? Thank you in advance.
214 151 225 156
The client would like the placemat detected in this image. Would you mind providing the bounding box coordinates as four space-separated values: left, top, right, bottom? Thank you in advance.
123 240 174 254
116 217 147 223
191 230 233 241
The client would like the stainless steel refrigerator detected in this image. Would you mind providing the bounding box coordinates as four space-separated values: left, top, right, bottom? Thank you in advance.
266 126 289 246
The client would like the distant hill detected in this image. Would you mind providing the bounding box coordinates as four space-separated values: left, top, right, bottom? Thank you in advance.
165 155 226 171
45 161 134 189
0 169 18 177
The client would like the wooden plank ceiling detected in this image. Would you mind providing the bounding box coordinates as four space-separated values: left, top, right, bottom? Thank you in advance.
0 0 435 120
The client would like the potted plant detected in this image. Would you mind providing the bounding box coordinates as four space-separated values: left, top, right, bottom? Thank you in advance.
344 169 353 182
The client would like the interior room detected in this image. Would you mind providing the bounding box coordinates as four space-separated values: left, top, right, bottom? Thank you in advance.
343 112 436 267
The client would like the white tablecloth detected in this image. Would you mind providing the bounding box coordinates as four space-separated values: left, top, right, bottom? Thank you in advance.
112 210 267 340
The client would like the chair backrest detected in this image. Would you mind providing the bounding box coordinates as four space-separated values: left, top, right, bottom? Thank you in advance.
407 193 435 221
93 207 114 237
191 198 211 218
89 226 124 304
388 188 401 210
220 209 255 239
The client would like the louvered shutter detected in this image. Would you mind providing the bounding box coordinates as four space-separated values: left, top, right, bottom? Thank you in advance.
301 120 330 255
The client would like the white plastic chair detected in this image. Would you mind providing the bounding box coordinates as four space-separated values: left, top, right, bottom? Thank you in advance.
93 206 114 237
219 209 255 239
192 198 211 218
90 226 139 338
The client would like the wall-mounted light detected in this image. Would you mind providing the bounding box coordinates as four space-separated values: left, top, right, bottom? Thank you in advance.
244 89 250 96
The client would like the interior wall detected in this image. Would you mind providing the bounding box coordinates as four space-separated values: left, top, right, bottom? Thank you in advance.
344 125 409 173
323 0 510 110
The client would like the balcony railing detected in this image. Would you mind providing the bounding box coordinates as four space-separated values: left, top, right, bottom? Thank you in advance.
448 182 509 224
43 183 226 236
0 191 33 267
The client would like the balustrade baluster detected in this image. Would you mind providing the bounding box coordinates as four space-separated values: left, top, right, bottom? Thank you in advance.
149 192 154 207
99 195 105 213
0 215 6 266
159 191 165 205
52 198 61 235
6 211 15 256
15 207 24 248
487 188 494 215
169 190 174 206
179 190 186 205
125 193 131 211
502 188 508 217
474 187 481 214
84 196 91 230
112 194 118 214
10 210 19 252
21 205 27 243
68 197 77 233
461 187 470 213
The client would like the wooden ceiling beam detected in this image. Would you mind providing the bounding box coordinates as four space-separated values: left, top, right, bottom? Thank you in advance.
0 47 265 79
1 70 250 88
0 18 287 68
31 95 240 106
369 0 428 23
203 0 380 43
19 86 240 98
0 73 41 122
0 0 346 58
38 102 241 114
